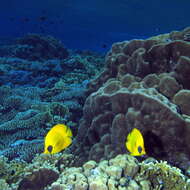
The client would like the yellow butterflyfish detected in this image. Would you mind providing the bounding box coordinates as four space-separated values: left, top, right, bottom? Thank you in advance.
126 128 146 156
43 124 73 154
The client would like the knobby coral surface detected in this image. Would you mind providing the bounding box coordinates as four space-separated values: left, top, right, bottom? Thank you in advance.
70 27 190 173
1 27 190 190
1 153 189 190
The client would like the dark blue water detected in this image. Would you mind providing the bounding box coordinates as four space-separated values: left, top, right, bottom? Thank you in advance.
0 0 189 52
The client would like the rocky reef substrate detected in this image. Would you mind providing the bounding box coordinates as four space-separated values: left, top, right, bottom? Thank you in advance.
0 153 189 190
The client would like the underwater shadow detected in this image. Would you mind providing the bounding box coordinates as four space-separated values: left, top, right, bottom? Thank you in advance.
144 131 167 159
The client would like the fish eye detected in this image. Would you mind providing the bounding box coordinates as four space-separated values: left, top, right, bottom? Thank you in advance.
47 145 53 153
138 146 142 153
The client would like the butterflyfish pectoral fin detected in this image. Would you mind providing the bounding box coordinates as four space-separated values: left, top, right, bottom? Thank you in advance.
63 137 72 149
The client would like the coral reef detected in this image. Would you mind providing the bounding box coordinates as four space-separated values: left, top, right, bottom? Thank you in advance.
0 153 189 190
87 27 190 94
0 27 190 190
0 39 105 161
0 34 69 61
71 81 189 168
0 49 104 87
69 27 190 173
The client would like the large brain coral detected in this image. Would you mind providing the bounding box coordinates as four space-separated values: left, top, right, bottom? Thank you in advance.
72 80 189 169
